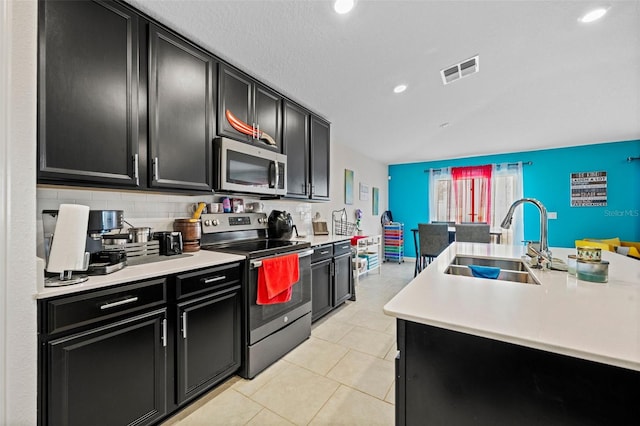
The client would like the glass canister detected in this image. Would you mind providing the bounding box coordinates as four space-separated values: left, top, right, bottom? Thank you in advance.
567 254 577 275
577 246 602 261
576 259 609 283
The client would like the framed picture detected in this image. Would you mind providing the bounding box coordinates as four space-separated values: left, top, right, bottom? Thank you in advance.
344 169 354 204
372 187 379 215
359 183 369 201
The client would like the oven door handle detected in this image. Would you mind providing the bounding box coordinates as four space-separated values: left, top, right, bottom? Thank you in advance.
250 248 314 269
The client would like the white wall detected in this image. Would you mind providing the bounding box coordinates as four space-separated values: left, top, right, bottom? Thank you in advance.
2 0 38 424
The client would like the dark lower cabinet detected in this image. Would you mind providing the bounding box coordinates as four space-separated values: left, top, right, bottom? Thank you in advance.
175 278 241 404
38 0 140 187
39 277 168 426
333 252 352 306
311 242 353 323
148 24 215 192
396 319 640 426
47 310 167 426
311 257 333 322
39 263 244 426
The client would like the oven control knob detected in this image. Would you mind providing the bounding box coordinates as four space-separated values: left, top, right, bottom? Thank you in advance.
258 217 266 224
283 316 289 323
212 219 219 226
204 220 211 226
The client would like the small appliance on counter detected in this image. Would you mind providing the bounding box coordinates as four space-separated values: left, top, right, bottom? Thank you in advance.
154 231 183 255
267 210 294 240
43 208 128 280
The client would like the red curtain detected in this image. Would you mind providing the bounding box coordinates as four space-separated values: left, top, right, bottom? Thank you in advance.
451 165 492 223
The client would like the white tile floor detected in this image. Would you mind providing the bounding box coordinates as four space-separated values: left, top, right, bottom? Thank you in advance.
162 261 414 426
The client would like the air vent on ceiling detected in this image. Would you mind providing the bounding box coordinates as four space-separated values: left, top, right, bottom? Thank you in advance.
440 55 479 85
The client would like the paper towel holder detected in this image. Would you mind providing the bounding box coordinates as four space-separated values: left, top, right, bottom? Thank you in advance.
44 204 91 287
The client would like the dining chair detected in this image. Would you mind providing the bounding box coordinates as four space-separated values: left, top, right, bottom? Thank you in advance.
418 223 451 273
455 223 491 243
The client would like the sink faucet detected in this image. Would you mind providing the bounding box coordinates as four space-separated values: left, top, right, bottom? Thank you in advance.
500 198 552 269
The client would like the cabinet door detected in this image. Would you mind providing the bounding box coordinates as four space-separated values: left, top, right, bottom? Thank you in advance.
254 83 282 152
333 253 353 306
176 286 241 404
283 101 310 198
47 310 167 426
38 0 139 187
217 65 253 143
148 25 214 192
311 258 333 322
310 115 331 200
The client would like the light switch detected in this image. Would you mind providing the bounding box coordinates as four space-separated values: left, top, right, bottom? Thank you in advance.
548 212 557 219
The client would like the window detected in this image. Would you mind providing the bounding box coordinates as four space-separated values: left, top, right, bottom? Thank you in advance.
429 163 524 244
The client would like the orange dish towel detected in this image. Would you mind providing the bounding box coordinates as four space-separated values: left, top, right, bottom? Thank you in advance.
257 253 300 305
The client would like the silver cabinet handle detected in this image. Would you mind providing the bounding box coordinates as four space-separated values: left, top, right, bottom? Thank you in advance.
100 296 138 310
182 312 187 339
162 318 167 347
203 276 226 284
320 250 329 255
250 249 314 268
153 157 159 180
133 154 139 185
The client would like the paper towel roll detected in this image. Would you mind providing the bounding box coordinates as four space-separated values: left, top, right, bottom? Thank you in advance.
46 204 90 273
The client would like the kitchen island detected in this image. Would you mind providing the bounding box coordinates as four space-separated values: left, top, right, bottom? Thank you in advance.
384 242 640 425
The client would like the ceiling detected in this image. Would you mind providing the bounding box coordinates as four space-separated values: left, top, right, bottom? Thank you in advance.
128 0 640 165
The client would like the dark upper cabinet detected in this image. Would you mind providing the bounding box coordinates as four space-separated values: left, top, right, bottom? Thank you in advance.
148 24 215 192
217 64 282 152
283 101 331 200
310 115 331 200
38 0 140 187
282 101 310 198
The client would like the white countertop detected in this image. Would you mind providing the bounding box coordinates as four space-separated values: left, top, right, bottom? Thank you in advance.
298 234 352 246
36 234 355 299
36 250 246 299
384 242 640 371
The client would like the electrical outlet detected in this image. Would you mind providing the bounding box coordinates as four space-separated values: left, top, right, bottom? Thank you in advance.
548 212 557 219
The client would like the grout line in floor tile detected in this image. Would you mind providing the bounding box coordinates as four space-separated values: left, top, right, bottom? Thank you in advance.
305 381 343 426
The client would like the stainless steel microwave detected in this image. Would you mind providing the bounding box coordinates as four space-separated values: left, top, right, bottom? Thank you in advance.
213 137 287 196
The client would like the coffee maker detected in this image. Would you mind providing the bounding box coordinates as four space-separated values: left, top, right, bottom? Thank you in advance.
43 209 128 275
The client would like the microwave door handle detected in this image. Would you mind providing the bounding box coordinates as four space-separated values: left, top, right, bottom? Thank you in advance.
274 160 280 191
268 161 275 188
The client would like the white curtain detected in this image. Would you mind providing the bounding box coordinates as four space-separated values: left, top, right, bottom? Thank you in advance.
491 162 524 245
428 167 452 222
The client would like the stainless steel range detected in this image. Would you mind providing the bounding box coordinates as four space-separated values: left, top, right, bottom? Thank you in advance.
200 212 312 379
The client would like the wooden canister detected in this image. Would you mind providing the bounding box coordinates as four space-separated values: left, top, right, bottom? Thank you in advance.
173 219 201 252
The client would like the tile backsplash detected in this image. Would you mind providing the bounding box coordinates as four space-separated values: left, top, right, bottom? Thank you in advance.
36 186 314 257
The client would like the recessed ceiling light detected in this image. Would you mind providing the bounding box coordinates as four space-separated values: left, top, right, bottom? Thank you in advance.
579 7 608 23
393 84 407 94
334 0 355 15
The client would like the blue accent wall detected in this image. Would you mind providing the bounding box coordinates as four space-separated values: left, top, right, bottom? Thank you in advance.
389 140 640 257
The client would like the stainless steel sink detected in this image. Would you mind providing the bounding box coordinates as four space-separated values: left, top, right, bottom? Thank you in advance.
445 256 540 285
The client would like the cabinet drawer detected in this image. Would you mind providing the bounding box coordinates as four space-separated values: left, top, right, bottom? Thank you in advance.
312 245 333 263
175 262 242 300
44 278 167 335
333 240 352 256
